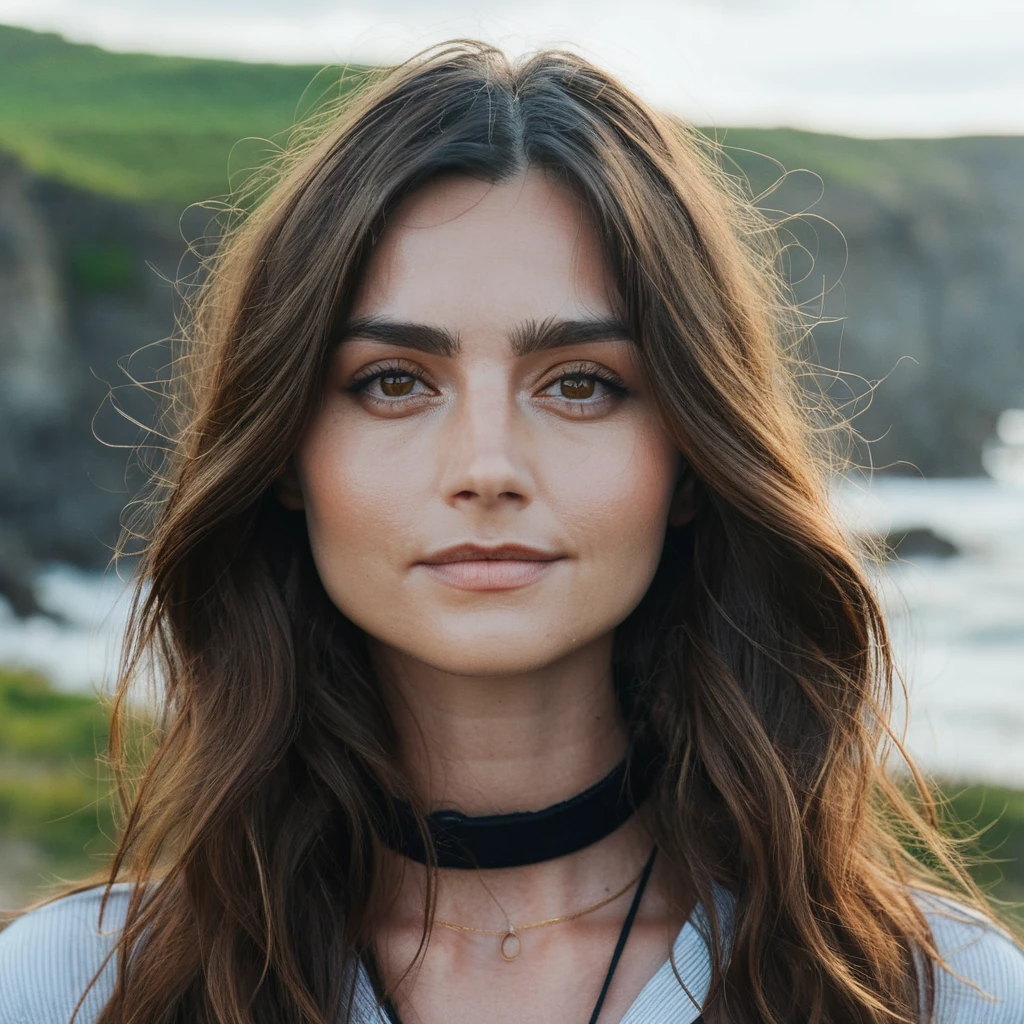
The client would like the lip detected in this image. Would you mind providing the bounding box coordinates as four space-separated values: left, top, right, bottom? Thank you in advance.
420 543 563 564
417 543 565 591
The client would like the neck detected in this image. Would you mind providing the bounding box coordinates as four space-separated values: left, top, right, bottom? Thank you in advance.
371 634 628 815
368 635 681 967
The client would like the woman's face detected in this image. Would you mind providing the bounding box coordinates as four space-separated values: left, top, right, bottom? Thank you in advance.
284 167 688 677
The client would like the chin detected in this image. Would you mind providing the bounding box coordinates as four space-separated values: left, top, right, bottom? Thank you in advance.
420 646 568 679
378 616 602 679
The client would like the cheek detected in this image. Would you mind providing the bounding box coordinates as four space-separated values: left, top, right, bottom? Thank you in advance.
294 413 417 597
550 422 679 583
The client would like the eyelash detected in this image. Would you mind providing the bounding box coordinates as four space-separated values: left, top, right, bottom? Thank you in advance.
543 362 630 401
346 360 630 405
347 359 434 398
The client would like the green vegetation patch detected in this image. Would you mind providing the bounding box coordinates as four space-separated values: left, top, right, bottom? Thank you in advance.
702 126 980 198
0 667 116 886
0 24 370 205
941 784 1024 925
0 667 109 759
70 240 138 294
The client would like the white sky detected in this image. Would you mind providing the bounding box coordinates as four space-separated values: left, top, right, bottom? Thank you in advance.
1 0 1023 137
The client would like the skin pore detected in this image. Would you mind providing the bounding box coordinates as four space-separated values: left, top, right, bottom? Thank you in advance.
279 167 697 1023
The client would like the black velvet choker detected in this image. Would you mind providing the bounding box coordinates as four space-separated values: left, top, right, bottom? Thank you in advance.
374 751 658 870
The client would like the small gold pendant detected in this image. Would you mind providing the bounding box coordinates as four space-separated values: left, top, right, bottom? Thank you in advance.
499 926 521 961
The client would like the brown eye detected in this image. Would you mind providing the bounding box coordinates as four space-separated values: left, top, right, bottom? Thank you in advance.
380 374 415 397
560 377 596 399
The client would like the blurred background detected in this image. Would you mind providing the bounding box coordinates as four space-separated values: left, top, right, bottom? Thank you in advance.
0 0 1022 920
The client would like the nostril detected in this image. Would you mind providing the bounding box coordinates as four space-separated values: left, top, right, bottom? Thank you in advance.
451 488 528 506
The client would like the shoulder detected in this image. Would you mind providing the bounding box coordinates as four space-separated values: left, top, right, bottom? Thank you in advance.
0 883 133 1024
913 889 1024 1023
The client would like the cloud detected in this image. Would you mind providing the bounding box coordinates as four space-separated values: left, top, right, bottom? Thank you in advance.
766 48 1024 96
36 0 536 13
69 0 360 11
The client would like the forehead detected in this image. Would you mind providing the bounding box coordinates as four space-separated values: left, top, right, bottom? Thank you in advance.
348 168 621 327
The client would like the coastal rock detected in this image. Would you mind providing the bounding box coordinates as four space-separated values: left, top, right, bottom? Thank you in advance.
0 152 200 597
728 135 1024 479
882 526 961 560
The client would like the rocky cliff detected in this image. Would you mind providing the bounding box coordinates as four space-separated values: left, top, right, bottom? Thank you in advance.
726 133 1024 479
0 151 200 608
1 133 1023 612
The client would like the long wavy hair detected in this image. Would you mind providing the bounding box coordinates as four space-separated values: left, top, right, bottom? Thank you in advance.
47 39 1008 1023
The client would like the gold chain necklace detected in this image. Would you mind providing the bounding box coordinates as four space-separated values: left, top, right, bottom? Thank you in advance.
433 859 648 962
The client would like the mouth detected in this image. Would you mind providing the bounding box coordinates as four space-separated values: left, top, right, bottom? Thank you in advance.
417 543 565 591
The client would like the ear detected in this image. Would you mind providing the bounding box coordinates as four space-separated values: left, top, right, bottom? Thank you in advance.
273 459 305 511
667 457 697 528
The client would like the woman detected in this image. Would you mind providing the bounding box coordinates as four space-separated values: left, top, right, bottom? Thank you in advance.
1 39 1022 1024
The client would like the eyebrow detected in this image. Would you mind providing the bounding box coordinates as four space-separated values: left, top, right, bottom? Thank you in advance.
335 314 633 357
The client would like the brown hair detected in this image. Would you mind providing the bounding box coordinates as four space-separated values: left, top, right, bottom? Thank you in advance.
51 38 1010 1023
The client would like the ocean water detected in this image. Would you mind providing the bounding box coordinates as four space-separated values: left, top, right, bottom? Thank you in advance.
834 476 1024 788
1 476 1022 787
0 566 135 699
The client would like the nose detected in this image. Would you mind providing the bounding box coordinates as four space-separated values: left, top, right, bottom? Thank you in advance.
438 371 534 509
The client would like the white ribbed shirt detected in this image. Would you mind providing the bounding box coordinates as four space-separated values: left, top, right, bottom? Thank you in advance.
1 883 1022 1022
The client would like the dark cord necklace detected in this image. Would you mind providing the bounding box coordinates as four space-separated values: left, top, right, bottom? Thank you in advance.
382 848 686 1024
373 751 658 870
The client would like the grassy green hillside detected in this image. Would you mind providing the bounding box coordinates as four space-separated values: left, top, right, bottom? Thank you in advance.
0 666 117 900
943 785 1024 928
0 24 369 203
0 23 1005 209
704 125 989 198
